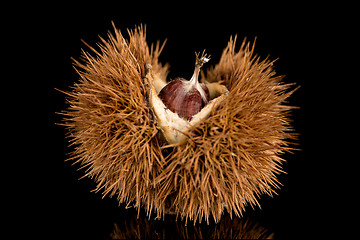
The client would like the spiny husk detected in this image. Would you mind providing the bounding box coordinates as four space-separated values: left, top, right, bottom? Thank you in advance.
62 25 298 224
62 24 169 214
156 36 298 223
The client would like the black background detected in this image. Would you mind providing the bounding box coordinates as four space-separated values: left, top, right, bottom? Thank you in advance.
21 2 349 239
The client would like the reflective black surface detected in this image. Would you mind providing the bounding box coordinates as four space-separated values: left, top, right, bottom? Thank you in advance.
34 2 337 238
54 164 303 239
108 212 273 239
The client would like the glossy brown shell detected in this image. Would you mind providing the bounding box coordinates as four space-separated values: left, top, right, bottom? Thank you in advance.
158 78 210 120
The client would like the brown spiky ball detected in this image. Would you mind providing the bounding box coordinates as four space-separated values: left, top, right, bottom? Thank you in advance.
61 24 297 224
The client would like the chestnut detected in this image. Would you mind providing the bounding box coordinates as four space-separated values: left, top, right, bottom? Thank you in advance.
158 53 210 120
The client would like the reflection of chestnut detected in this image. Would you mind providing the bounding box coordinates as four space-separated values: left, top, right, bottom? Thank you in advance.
109 212 274 239
158 77 210 121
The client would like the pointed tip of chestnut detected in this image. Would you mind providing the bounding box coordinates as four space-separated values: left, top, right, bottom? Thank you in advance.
158 78 209 121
